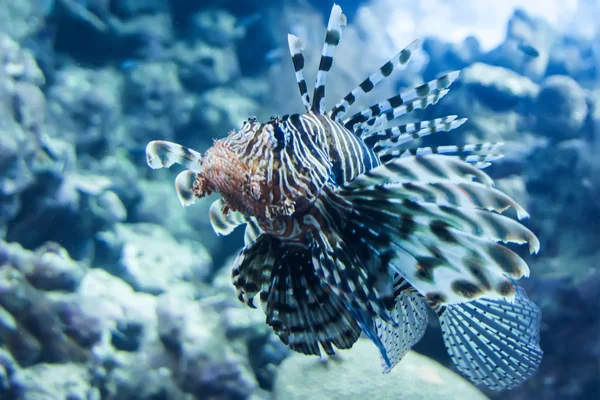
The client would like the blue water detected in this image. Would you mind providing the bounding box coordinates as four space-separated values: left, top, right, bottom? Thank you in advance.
0 0 598 399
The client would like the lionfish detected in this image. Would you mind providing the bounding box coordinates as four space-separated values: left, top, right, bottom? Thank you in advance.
146 4 543 391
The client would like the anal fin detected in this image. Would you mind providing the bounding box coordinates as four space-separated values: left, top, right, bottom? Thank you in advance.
375 280 429 373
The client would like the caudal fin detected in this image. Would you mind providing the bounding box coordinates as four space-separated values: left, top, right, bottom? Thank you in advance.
439 285 543 391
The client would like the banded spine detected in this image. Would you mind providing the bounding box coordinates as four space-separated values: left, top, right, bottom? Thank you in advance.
329 39 420 122
312 4 347 114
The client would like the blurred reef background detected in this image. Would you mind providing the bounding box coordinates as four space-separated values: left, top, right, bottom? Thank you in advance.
0 0 599 399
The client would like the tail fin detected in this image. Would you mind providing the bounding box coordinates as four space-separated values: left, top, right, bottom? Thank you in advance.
439 285 543 391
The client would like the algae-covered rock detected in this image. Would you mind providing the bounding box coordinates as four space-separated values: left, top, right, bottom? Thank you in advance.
0 0 49 42
0 265 89 366
273 339 489 400
459 62 539 110
6 240 88 292
534 75 588 141
422 36 482 82
100 223 211 294
47 66 122 155
111 0 170 18
132 179 202 242
122 61 192 145
189 9 245 48
482 9 555 81
156 292 258 399
192 87 258 136
0 347 19 392
0 34 45 85
12 363 98 400
173 41 240 91
443 62 539 143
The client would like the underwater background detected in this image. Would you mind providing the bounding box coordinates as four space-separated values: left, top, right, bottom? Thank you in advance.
0 0 598 399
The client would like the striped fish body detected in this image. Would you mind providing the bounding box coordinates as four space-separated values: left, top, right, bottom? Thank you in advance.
145 3 543 393
194 112 377 237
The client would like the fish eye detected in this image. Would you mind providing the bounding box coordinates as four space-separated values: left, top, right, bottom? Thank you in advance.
272 125 287 151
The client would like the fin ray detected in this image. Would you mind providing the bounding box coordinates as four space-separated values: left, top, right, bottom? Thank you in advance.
378 142 503 159
355 199 539 255
376 288 429 373
265 244 363 355
311 4 347 114
343 181 530 219
244 217 262 246
349 200 535 287
439 285 543 391
329 39 421 121
231 234 275 308
346 71 460 133
287 34 312 112
343 154 494 190
363 115 466 148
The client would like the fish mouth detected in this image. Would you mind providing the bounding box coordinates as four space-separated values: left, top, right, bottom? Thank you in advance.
199 142 254 201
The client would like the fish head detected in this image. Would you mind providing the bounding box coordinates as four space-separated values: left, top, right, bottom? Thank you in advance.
198 116 294 221
145 115 303 225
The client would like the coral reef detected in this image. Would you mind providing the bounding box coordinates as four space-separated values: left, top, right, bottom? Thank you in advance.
0 0 598 399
